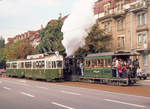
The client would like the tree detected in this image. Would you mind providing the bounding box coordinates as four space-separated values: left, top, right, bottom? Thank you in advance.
74 22 112 57
0 37 5 68
37 17 65 55
15 41 38 59
0 36 5 49
2 41 37 60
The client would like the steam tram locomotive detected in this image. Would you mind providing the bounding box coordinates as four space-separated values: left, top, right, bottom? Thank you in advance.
6 52 139 85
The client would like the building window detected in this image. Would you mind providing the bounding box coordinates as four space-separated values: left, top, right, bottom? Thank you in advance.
117 19 124 30
138 14 141 25
143 55 148 66
104 22 111 32
137 13 147 26
138 34 142 44
116 1 124 13
143 34 147 44
118 36 125 49
142 13 146 25
104 2 111 15
138 32 147 45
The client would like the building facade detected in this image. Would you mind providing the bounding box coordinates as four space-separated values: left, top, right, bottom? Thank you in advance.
94 0 150 73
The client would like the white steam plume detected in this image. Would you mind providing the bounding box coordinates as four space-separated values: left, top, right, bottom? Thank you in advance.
62 0 96 56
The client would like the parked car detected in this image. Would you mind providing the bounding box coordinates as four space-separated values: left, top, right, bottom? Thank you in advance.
137 72 148 80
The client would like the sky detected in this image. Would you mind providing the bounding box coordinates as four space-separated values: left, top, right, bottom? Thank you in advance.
0 0 77 42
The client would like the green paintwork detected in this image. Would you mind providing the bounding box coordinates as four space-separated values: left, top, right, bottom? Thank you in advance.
84 56 113 78
6 69 25 78
6 69 63 81
85 56 112 60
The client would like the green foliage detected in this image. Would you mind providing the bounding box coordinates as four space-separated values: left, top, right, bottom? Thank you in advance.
74 22 112 57
2 41 37 61
15 41 38 59
0 37 5 67
0 36 5 49
37 18 65 55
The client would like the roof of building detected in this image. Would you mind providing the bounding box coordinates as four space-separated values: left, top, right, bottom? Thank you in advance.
94 0 138 15
86 51 139 57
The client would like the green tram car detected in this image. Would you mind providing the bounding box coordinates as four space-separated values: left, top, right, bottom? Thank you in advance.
81 52 139 85
6 54 64 81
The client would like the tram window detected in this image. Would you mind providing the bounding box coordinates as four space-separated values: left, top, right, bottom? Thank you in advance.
51 61 53 68
100 59 104 67
41 61 45 68
21 62 24 68
12 63 17 68
97 59 101 68
85 60 88 67
57 61 63 68
33 62 36 68
33 60 45 69
92 59 97 68
39 61 42 68
52 61 56 68
87 60 91 67
18 63 21 68
84 60 91 68
38 61 43 68
25 62 31 68
6 63 11 69
107 59 111 68
105 59 108 67
46 61 50 68
54 61 56 68
36 61 39 68
18 62 24 69
29 62 32 68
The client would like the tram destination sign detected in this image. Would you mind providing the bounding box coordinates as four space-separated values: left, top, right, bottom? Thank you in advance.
27 54 44 60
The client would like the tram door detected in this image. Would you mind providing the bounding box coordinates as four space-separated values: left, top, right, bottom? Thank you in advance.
64 57 83 81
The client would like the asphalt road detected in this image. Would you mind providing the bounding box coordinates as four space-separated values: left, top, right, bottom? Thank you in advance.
0 77 150 109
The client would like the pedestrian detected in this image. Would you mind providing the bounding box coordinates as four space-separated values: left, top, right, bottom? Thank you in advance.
122 64 127 78
115 58 119 78
118 63 122 78
80 61 84 76
133 59 139 77
112 58 116 77
132 65 137 78
137 66 142 79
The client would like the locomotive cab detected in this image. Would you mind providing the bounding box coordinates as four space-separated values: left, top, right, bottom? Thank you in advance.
64 56 83 81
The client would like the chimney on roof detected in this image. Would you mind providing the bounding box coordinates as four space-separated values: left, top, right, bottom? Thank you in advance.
41 24 44 30
59 13 62 19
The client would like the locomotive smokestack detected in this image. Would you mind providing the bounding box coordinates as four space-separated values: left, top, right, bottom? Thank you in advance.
62 0 96 56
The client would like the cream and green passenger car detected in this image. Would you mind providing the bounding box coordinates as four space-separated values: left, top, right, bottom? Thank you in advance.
6 54 64 81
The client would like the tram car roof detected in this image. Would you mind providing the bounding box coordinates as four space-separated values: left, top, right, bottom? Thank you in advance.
6 54 63 63
86 52 140 58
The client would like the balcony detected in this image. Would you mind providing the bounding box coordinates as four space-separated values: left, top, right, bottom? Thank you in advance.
103 31 112 37
130 1 147 13
113 9 126 18
98 10 113 21
136 25 149 32
136 41 150 52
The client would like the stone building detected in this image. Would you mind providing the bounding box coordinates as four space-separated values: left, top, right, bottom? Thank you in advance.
94 0 150 73
7 29 41 48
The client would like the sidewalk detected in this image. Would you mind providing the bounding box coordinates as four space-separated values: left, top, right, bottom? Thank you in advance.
0 74 7 78
137 77 150 86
